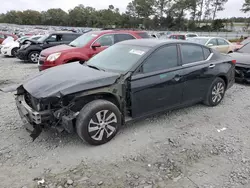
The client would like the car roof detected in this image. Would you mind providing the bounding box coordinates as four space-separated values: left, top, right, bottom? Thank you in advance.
119 39 191 47
48 31 81 35
89 30 147 35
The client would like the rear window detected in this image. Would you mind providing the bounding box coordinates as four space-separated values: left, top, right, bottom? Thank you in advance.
137 32 151 38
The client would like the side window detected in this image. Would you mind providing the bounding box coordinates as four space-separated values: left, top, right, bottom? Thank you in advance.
62 34 79 41
178 35 185 40
95 34 114 46
143 45 178 73
217 39 229 45
181 45 204 64
46 35 57 42
203 47 211 59
208 39 218 46
115 34 135 43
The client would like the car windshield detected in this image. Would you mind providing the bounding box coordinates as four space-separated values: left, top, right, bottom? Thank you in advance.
87 44 150 73
37 34 49 42
238 43 250 53
69 32 98 47
187 38 209 45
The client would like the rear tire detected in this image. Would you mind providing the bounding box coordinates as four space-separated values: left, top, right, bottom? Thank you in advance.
28 51 40 63
11 47 18 57
76 100 121 145
204 77 226 106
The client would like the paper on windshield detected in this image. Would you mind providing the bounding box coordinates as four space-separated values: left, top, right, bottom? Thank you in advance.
129 49 145 56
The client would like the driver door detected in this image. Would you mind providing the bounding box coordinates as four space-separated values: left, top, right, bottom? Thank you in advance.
130 44 184 118
89 34 114 58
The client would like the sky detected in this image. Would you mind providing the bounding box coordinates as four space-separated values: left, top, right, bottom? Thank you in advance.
0 0 248 18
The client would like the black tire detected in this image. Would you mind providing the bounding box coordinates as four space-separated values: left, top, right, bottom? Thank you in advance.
28 51 40 63
11 47 18 57
204 77 226 106
76 99 121 145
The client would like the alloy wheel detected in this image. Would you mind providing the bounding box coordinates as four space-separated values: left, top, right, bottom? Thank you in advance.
31 53 39 63
88 110 118 141
211 82 225 103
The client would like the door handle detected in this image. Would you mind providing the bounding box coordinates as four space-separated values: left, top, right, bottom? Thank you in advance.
208 64 215 68
173 75 182 82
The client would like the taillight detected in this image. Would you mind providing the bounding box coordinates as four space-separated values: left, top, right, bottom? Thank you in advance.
232 60 236 64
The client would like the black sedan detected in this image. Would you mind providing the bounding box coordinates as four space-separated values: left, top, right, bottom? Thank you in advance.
14 39 235 145
230 43 250 83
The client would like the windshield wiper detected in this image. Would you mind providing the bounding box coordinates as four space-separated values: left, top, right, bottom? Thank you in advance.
87 65 105 71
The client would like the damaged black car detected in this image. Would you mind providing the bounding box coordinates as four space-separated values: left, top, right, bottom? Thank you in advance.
14 39 235 145
230 43 250 83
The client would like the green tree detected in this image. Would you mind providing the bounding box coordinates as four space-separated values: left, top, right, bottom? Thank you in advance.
212 19 224 30
211 0 228 21
242 0 250 13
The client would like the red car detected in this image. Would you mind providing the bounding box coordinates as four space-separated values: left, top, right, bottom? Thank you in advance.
38 30 150 71
0 32 18 44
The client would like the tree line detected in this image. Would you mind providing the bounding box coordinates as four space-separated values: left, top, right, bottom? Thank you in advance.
0 0 250 31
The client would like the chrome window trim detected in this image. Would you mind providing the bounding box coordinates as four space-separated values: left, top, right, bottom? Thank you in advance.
182 53 214 67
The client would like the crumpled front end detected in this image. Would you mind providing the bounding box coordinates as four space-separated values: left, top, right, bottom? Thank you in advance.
15 86 78 140
235 65 250 83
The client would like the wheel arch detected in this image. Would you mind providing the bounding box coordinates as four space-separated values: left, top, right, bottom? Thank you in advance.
217 75 228 88
73 92 121 112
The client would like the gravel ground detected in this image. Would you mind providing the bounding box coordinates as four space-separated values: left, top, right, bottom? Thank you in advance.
0 56 250 188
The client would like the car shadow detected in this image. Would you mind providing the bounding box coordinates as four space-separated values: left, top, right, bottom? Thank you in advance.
31 104 203 148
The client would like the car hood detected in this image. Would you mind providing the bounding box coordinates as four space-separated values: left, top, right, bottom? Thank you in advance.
41 44 77 56
22 62 121 99
229 52 250 65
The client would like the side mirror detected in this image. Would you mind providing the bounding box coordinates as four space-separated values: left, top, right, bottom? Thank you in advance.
207 43 214 47
92 42 101 49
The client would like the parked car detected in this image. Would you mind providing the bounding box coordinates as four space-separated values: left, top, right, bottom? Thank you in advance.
1 35 42 57
14 39 235 145
164 33 198 40
16 32 82 63
232 37 250 50
168 34 186 40
38 30 151 71
229 43 250 83
188 37 236 54
0 32 18 44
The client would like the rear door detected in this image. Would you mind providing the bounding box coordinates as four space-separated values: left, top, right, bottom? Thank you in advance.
89 34 115 57
61 34 80 44
179 44 215 104
217 38 230 53
130 44 184 117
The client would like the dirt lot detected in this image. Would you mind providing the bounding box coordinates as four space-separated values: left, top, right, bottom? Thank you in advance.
0 56 250 188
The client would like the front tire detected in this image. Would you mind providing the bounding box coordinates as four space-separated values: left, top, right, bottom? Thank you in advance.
11 47 18 56
204 77 226 106
76 100 121 145
28 51 40 63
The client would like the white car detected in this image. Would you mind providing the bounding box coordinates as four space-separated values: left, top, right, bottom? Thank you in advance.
1 35 42 57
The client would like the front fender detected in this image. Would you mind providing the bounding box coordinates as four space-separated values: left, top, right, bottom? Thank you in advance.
61 52 89 64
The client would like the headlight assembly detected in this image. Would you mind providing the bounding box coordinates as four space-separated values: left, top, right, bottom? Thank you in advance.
47 52 61 62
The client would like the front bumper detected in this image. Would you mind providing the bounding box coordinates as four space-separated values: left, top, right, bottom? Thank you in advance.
16 49 28 60
1 47 12 56
15 95 51 139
